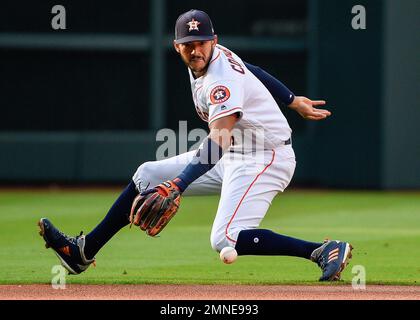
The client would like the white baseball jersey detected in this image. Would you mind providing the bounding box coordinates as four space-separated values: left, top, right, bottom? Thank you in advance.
133 43 296 253
189 44 292 152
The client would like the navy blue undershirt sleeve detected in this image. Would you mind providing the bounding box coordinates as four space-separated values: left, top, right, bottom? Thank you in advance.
174 137 223 192
244 61 295 105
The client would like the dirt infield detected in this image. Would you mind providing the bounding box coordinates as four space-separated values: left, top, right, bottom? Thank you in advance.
0 285 419 300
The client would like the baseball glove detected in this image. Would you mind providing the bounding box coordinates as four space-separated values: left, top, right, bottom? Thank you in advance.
129 180 181 237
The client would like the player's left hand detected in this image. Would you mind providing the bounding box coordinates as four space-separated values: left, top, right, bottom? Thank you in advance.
129 180 181 237
288 96 331 120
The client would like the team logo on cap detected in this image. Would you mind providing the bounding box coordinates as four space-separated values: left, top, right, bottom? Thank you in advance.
210 86 230 104
187 19 201 31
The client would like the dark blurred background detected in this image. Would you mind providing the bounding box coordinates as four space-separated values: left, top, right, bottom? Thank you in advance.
0 0 419 188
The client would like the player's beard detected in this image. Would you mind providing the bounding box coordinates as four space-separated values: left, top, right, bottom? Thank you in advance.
184 47 214 78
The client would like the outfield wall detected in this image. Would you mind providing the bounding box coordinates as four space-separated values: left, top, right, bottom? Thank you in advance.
0 0 419 188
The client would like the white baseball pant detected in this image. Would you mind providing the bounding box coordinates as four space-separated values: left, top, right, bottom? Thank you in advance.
132 145 296 252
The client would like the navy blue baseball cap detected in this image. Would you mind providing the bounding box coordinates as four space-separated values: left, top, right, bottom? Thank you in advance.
174 9 216 44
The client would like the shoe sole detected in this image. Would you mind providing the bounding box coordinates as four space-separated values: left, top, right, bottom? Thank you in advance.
37 219 79 275
331 243 353 281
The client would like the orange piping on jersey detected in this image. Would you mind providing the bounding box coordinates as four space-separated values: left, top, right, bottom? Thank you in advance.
195 105 208 122
193 85 206 120
225 149 276 244
194 85 203 95
209 51 221 65
208 107 242 123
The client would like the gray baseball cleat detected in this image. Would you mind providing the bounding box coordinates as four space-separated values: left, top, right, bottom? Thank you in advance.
38 218 95 275
311 240 353 281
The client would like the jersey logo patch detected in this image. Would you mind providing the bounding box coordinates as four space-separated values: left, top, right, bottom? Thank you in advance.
210 86 230 104
187 19 201 31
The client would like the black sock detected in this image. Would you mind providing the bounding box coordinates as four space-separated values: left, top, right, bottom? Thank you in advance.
84 181 138 259
235 229 322 260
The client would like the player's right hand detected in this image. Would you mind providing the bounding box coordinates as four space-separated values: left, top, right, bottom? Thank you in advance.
288 96 331 120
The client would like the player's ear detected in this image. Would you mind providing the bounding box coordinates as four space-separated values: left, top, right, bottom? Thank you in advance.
173 41 180 53
212 35 218 47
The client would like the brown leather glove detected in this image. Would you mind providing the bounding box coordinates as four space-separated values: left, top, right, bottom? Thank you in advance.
129 180 181 237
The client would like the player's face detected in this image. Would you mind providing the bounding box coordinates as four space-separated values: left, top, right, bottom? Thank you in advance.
174 38 217 77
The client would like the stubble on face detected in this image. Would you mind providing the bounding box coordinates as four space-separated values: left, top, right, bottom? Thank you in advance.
180 42 215 78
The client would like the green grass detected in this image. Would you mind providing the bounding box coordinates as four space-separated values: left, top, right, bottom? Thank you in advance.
0 188 419 285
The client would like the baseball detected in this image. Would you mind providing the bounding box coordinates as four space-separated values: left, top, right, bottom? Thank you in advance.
219 246 238 264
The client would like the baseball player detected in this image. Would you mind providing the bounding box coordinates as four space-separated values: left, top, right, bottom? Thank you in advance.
38 9 352 281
